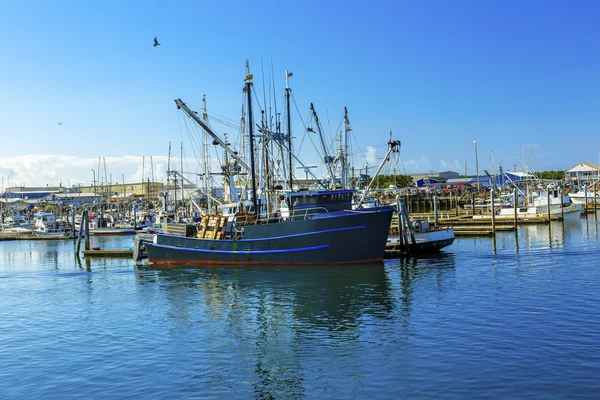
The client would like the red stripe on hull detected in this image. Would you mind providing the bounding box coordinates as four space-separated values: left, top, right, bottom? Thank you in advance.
147 257 383 267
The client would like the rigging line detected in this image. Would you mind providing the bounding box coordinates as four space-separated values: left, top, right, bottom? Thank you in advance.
290 92 325 161
250 84 264 118
184 125 202 171
398 148 408 175
179 111 203 166
198 109 240 127
204 116 240 132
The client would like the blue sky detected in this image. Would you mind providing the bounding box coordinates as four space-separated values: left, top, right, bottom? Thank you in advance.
1 0 599 187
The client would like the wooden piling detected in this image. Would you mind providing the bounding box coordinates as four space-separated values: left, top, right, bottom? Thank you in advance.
513 188 518 229
547 189 551 222
84 211 90 251
434 196 439 226
76 210 86 255
491 190 496 235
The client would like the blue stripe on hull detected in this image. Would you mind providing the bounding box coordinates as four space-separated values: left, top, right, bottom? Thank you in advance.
235 225 365 242
150 243 330 255
156 225 366 243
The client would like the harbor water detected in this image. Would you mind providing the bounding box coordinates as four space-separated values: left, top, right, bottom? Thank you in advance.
1 216 600 399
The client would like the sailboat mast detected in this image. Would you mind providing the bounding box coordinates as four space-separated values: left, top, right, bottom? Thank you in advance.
246 61 259 215
286 70 293 191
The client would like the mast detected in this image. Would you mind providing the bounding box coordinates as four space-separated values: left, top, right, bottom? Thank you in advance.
180 142 185 220
310 103 335 187
166 141 171 212
342 106 351 190
246 60 259 215
286 70 293 191
150 156 155 198
202 95 212 212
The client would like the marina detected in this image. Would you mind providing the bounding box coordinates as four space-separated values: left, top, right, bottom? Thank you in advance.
3 1 600 397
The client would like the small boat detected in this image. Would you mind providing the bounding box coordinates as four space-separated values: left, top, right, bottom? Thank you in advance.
32 213 75 237
568 186 600 206
1 215 32 234
497 187 582 219
75 213 136 236
386 201 455 255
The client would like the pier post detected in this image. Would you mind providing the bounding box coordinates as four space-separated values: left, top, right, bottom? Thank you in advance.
595 187 598 219
396 197 405 251
76 210 86 256
84 211 90 251
513 188 518 229
471 191 475 216
434 196 439 226
71 210 76 240
561 186 564 219
585 185 588 213
490 190 496 234
547 188 551 222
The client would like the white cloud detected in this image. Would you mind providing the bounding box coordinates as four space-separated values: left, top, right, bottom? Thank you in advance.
365 146 377 166
0 154 195 189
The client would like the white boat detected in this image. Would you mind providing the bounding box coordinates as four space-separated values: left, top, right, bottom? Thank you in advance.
568 187 600 205
1 215 32 233
497 205 540 219
32 212 75 237
531 188 582 218
497 187 582 219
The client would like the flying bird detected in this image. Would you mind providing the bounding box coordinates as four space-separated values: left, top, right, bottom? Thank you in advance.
153 37 161 47
57 122 63 125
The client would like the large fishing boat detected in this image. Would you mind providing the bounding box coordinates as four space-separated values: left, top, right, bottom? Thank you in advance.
136 61 394 265
139 201 393 265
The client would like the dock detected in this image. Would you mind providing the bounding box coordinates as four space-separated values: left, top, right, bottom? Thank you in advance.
83 249 134 258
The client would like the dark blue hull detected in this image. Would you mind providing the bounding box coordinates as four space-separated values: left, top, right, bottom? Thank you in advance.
143 207 393 265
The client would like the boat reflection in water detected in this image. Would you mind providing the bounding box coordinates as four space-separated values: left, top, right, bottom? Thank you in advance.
134 257 456 398
135 263 393 397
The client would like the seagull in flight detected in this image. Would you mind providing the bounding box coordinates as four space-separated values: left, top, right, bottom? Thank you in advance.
153 37 161 47
57 122 63 125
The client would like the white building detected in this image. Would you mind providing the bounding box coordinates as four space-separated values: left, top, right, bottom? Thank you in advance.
565 162 600 184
